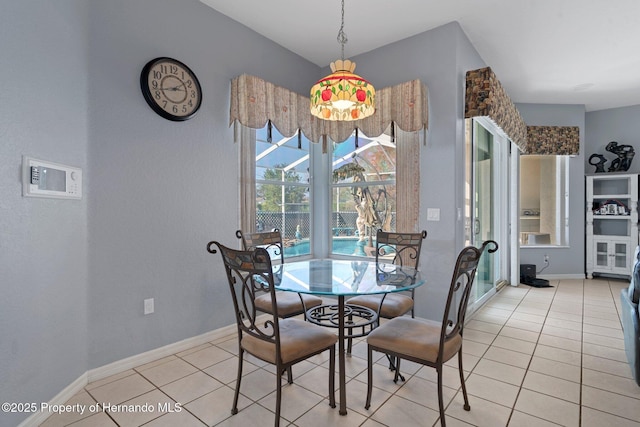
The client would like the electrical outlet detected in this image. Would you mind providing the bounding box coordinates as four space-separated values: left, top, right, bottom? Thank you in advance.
543 254 549 263
144 298 154 315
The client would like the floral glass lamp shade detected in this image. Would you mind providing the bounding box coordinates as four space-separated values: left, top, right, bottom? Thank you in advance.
310 59 375 121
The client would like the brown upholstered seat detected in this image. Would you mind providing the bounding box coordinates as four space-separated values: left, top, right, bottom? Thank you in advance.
255 291 322 318
207 241 337 427
241 318 338 364
346 293 414 319
237 229 323 319
365 240 498 427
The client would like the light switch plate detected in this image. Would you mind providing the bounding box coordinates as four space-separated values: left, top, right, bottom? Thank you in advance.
144 298 154 315
427 208 440 221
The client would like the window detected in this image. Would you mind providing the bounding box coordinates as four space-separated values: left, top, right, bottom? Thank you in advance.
243 123 417 260
255 126 311 257
331 132 396 256
519 155 569 246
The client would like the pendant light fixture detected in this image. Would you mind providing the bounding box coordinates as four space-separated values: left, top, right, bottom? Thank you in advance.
310 0 375 121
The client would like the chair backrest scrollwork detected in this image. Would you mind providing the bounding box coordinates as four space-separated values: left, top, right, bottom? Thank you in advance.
207 241 281 346
237 229 285 265
375 229 427 268
440 240 499 353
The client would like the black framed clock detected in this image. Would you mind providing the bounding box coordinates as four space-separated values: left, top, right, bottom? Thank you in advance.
140 57 202 121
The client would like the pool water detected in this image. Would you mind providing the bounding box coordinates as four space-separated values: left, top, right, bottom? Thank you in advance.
284 238 372 257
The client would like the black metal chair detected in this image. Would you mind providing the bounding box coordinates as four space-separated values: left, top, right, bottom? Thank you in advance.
236 229 323 319
345 229 427 356
207 241 337 427
346 229 427 319
365 240 498 427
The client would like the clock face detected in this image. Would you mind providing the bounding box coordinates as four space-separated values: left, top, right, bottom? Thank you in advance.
140 57 202 121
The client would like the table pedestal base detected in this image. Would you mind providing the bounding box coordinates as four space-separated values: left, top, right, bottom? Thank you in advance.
306 300 378 415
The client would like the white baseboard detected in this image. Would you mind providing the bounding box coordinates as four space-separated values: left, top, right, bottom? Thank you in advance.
17 373 88 427
536 274 587 280
87 323 237 383
18 323 237 427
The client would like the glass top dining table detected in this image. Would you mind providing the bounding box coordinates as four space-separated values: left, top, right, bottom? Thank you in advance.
272 259 425 415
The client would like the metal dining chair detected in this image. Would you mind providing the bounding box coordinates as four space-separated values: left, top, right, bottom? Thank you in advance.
346 229 427 319
207 241 337 427
236 229 323 319
364 240 498 427
345 229 427 356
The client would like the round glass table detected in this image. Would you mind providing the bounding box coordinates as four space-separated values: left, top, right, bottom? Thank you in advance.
273 259 424 415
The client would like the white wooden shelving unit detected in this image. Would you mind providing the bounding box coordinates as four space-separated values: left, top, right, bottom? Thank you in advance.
586 173 638 279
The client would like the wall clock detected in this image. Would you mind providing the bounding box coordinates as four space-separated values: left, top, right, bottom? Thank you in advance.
140 57 202 121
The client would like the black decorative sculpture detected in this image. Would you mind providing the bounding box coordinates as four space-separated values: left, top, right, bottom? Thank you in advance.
588 153 607 173
606 141 635 172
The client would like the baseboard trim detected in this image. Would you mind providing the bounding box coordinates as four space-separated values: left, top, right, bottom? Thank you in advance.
536 274 586 280
17 373 88 427
18 323 237 427
87 323 237 383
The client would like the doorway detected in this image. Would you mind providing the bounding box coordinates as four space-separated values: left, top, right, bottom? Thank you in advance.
465 117 516 312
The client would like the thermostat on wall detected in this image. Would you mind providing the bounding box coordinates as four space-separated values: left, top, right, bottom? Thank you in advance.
22 156 82 199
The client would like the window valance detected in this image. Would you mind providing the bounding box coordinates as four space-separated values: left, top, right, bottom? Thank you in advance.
465 67 580 156
525 126 580 155
230 74 428 145
465 67 527 150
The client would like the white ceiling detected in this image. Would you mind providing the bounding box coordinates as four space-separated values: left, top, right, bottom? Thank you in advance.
201 0 640 112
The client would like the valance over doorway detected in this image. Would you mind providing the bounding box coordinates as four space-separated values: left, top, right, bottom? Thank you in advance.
465 66 580 155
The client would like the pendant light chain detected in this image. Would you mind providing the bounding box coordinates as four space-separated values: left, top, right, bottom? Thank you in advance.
337 0 347 61
310 0 375 121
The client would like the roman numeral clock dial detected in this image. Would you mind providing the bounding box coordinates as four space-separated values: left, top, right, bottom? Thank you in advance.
140 57 202 121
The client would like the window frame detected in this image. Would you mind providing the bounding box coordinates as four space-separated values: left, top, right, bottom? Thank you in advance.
329 132 397 258
241 122 420 260
519 154 570 248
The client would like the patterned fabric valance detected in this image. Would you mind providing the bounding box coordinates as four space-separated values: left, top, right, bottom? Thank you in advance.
525 126 580 155
230 74 428 145
465 67 527 150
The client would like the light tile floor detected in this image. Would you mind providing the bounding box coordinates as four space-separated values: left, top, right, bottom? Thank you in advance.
41 278 640 426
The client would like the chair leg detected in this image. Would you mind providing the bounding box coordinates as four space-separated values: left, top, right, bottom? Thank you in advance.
458 351 470 411
329 346 336 408
346 312 354 355
393 357 404 383
286 366 293 384
437 365 446 427
275 365 282 427
232 348 244 415
385 354 405 383
365 345 373 410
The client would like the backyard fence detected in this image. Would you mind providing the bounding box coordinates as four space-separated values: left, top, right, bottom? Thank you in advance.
256 211 396 240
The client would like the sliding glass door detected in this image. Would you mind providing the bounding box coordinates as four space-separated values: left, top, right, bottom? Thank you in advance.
466 118 514 311
473 121 498 303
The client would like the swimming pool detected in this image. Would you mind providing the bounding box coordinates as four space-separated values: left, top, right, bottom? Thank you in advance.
284 238 373 257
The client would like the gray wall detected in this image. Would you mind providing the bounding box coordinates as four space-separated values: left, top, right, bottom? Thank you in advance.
351 22 486 319
86 0 321 368
1 0 321 424
516 104 586 276
0 1 89 426
586 105 640 175
7 1 637 424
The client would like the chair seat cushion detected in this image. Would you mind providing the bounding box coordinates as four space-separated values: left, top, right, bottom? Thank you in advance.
367 317 461 363
347 294 413 318
255 291 323 317
242 318 337 364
